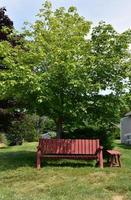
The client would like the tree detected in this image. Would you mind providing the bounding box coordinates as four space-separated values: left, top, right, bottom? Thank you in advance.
86 22 131 127
1 2 131 138
0 7 25 133
0 1 92 138
0 7 14 132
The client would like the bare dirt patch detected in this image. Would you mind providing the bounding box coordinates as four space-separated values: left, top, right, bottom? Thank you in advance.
112 195 123 200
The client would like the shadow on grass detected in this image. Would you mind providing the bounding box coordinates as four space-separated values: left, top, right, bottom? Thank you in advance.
42 159 94 168
0 150 95 171
0 150 36 171
117 143 131 150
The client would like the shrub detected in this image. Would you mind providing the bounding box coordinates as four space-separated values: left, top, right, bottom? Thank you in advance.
20 114 39 142
63 126 115 150
39 116 56 134
114 129 120 139
6 114 40 145
6 121 23 145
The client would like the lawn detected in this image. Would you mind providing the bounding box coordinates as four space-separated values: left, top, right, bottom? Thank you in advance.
0 141 131 200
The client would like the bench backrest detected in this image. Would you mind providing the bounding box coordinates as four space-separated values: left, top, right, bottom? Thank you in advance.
38 139 100 155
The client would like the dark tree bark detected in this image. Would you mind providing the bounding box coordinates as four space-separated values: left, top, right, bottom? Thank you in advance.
56 117 63 139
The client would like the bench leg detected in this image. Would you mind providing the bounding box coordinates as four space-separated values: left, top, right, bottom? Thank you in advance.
118 155 121 167
114 155 117 164
36 151 41 169
110 155 113 167
99 149 103 168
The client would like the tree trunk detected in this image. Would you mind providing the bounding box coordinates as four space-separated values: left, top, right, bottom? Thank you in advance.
56 117 63 139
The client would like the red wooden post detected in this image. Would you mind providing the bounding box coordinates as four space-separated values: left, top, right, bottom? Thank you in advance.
36 150 41 169
118 154 121 167
99 146 103 168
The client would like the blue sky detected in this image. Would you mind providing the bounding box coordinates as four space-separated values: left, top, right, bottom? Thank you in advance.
0 0 131 33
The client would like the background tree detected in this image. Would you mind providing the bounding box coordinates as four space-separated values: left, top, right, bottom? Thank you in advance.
0 7 25 134
0 7 14 132
86 22 131 127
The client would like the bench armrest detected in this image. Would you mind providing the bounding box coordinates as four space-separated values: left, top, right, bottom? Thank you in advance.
95 146 103 155
99 146 103 150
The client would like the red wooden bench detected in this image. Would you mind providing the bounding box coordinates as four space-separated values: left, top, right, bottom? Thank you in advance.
36 139 103 169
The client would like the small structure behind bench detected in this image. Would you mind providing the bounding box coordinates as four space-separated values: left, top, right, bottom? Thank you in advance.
106 150 121 167
36 139 103 169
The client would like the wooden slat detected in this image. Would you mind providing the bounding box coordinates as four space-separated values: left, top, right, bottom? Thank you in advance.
80 139 83 154
78 140 80 154
80 140 82 154
73 140 76 154
71 140 74 153
92 140 95 154
87 140 88 154
63 139 65 154
83 139 85 154
76 140 79 154
81 140 84 154
60 140 63 154
90 140 92 154
46 139 49 154
57 139 59 154
51 139 53 154
88 140 90 154
56 139 59 154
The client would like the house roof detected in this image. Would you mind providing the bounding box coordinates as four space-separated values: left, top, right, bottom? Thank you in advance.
125 111 131 116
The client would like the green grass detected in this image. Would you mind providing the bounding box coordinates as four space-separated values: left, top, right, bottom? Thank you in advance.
0 141 131 200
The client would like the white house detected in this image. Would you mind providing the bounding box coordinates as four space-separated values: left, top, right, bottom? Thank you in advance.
121 111 131 144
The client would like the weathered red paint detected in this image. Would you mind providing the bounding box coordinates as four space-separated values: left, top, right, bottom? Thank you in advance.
36 139 103 169
107 150 121 167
